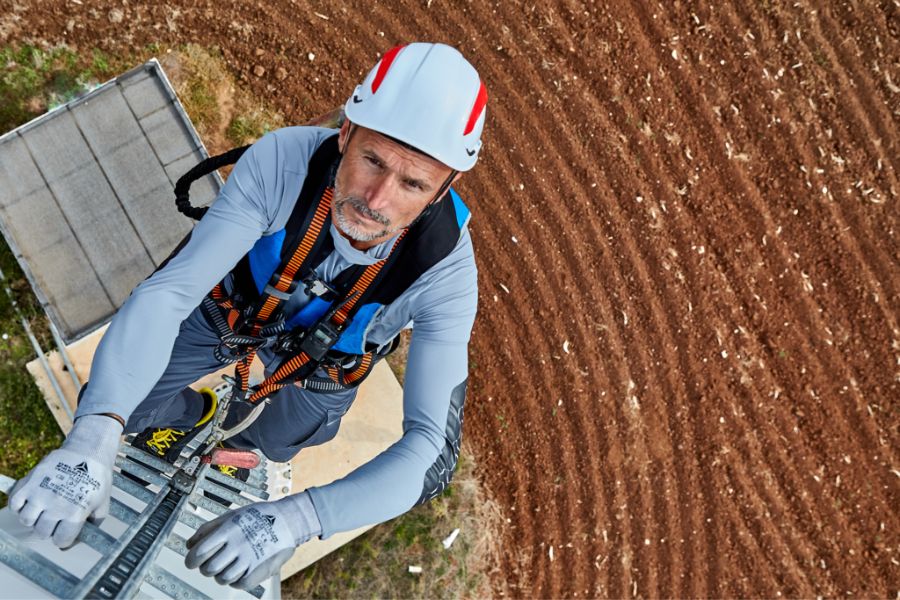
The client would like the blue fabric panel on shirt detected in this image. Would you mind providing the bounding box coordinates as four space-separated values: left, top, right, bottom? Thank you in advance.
248 229 287 293
333 302 383 354
449 188 470 230
285 296 331 329
284 299 383 355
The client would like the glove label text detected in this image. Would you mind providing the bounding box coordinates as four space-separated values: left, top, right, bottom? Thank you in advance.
234 507 280 560
39 461 101 510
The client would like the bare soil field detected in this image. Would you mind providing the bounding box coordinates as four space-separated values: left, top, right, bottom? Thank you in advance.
3 0 898 597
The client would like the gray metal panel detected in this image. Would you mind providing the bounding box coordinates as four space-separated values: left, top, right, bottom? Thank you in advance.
72 84 144 157
14 236 112 338
120 68 171 118
23 112 155 306
130 178 194 265
0 135 114 339
142 103 197 165
0 134 45 208
0 60 222 343
75 89 194 265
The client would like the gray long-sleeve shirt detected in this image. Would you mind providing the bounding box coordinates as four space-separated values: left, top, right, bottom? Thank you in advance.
76 126 478 537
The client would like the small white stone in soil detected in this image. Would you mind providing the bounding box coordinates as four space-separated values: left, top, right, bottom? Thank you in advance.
442 528 460 550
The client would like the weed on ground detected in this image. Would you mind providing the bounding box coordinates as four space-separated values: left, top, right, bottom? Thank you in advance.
0 239 63 488
155 44 283 152
282 446 501 599
0 44 122 133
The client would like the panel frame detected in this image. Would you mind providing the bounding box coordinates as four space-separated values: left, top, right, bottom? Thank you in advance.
0 60 224 343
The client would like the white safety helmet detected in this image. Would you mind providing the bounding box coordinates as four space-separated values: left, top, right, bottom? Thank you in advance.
344 42 487 172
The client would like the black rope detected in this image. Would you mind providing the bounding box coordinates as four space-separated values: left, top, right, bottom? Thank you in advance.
174 145 251 220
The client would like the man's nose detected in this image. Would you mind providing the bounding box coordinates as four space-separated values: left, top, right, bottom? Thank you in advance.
364 174 394 212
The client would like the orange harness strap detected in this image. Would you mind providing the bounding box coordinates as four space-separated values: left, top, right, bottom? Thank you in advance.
206 183 407 404
246 230 407 403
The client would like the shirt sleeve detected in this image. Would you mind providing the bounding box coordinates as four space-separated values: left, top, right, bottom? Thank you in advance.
75 130 306 420
307 233 478 538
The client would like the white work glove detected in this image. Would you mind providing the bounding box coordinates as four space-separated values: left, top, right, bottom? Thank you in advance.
185 491 321 590
9 414 122 548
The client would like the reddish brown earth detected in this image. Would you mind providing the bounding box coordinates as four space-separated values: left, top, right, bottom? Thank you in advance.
4 1 899 597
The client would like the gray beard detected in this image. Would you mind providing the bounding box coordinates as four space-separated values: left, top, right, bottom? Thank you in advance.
332 194 397 242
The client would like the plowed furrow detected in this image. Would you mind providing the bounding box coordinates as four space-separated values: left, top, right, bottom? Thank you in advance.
604 1 892 592
642 0 898 516
722 1 900 518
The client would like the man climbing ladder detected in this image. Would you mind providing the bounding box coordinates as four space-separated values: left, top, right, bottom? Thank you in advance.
10 42 487 590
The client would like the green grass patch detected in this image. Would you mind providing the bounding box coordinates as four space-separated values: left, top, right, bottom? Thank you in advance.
153 44 283 149
282 449 499 599
225 107 283 147
0 44 121 134
0 240 63 489
163 44 229 140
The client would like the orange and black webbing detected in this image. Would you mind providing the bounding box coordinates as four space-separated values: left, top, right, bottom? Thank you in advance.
211 186 334 400
244 229 408 403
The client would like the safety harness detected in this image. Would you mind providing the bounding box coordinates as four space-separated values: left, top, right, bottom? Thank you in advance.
173 133 469 404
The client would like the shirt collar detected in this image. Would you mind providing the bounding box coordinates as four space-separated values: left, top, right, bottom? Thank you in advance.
329 223 399 265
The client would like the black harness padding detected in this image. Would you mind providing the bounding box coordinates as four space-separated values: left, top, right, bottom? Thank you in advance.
228 136 342 311
174 144 251 220
173 130 469 393
220 134 467 315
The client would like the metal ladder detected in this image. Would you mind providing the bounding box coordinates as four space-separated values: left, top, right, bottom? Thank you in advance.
0 413 288 598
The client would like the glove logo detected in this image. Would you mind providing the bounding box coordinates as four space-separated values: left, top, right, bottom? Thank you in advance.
236 508 280 560
38 461 102 509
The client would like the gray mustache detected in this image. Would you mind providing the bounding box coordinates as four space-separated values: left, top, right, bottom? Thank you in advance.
343 197 390 226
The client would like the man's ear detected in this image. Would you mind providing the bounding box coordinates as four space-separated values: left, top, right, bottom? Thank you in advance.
338 120 352 153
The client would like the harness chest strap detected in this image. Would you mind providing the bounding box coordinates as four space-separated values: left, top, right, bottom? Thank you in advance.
246 229 407 403
205 181 407 403
176 134 469 400
230 185 335 400
205 184 331 400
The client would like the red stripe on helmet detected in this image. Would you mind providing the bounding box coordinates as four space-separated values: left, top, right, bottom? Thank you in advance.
371 45 406 94
464 82 488 136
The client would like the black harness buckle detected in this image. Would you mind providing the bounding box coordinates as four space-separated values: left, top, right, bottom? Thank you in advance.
279 290 359 360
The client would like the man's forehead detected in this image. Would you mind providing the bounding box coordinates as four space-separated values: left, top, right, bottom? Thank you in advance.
353 126 450 176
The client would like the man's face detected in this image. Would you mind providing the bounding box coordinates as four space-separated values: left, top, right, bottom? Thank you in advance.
332 123 457 248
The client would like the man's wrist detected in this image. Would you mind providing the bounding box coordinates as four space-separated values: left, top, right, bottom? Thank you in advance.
66 414 124 461
98 412 126 428
275 491 323 544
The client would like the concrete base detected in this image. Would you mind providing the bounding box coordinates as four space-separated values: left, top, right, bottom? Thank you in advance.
25 325 404 581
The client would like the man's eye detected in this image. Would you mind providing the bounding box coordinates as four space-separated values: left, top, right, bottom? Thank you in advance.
365 156 382 167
